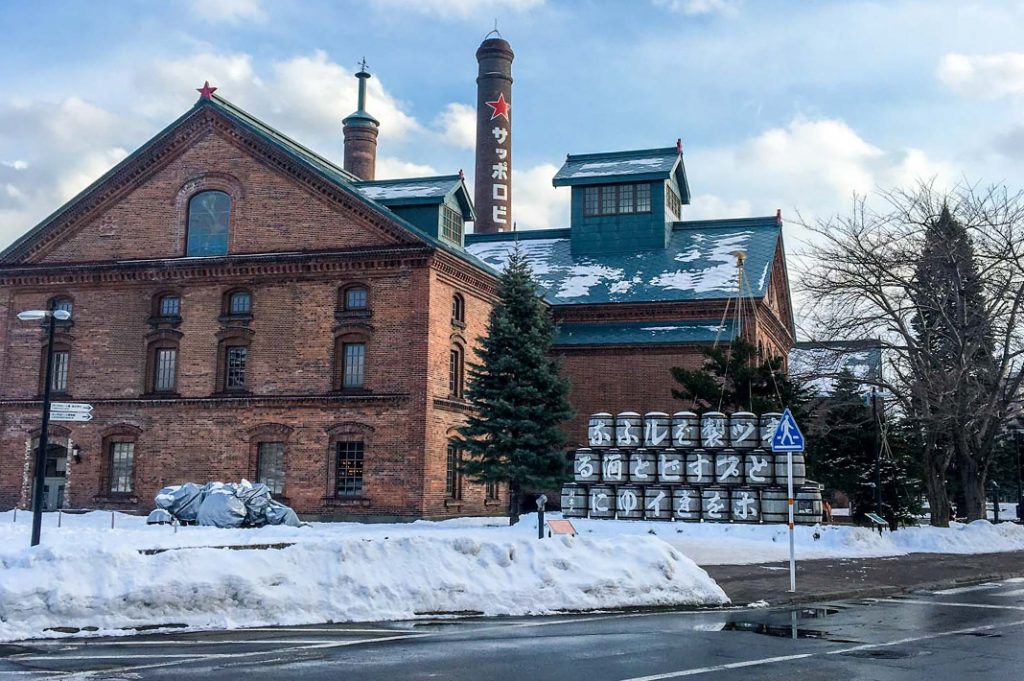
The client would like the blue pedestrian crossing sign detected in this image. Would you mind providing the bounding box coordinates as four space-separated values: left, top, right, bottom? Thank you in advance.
770 408 805 453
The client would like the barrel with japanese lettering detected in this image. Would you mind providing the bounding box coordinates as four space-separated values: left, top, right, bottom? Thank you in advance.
616 486 643 520
628 449 656 484
794 486 824 525
560 484 588 518
616 411 643 448
643 411 672 448
573 448 600 483
701 487 730 521
600 449 627 484
760 412 783 448
730 412 759 449
730 488 761 523
773 453 806 487
644 486 672 520
714 449 743 485
760 488 789 524
743 449 774 486
588 485 614 518
672 487 701 521
700 411 729 449
671 411 700 448
588 412 615 448
656 449 684 484
685 448 714 486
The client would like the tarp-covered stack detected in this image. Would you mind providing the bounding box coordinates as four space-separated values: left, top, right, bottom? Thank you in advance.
153 480 301 528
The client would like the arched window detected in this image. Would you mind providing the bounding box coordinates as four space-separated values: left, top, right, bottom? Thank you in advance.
344 286 368 311
224 289 252 317
449 345 464 399
451 293 465 325
49 296 73 315
186 190 231 257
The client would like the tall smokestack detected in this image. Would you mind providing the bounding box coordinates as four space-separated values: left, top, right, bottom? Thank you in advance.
474 33 514 234
343 60 380 180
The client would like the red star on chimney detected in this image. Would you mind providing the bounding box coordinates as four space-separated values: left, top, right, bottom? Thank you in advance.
485 93 510 121
197 81 218 100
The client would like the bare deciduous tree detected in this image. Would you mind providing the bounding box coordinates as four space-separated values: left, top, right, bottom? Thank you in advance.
800 182 1024 526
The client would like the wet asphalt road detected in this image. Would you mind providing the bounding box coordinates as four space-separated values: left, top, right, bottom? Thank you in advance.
4 579 1024 680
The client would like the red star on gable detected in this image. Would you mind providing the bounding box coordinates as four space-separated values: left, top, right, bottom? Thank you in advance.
197 81 218 100
485 93 511 121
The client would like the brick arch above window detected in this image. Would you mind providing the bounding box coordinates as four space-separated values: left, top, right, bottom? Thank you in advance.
151 289 183 321
247 422 295 442
100 423 143 439
221 288 253 319
29 423 71 440
173 173 243 256
144 329 182 395
325 421 374 439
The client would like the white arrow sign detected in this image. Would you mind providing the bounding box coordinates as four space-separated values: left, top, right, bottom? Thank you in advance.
50 402 93 413
49 411 93 423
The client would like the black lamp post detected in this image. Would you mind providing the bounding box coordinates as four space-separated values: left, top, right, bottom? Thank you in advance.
17 307 71 547
1015 427 1023 524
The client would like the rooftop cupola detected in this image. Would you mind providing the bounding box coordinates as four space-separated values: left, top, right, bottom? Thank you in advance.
343 59 380 180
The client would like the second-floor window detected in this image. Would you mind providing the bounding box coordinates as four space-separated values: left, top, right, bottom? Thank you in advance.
452 293 465 324
51 350 70 393
449 346 464 398
158 294 181 317
224 345 248 389
666 185 681 219
153 348 177 392
344 286 368 312
583 183 652 217
341 342 365 389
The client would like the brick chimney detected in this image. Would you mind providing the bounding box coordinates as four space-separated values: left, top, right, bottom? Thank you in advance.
343 61 380 180
474 34 514 234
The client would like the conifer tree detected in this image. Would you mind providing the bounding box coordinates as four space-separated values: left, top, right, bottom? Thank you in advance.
452 247 574 525
670 339 807 415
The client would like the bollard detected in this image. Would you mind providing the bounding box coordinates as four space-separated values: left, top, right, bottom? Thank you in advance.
536 494 548 540
58 509 62 528
111 511 115 529
12 508 16 523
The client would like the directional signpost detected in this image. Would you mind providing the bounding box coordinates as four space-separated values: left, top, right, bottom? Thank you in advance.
771 408 805 593
49 402 93 422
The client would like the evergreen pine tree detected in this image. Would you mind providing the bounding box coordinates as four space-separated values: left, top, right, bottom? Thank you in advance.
452 247 574 525
911 204 997 519
671 339 808 415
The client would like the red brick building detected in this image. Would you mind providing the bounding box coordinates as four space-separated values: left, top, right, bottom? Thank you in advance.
0 39 794 520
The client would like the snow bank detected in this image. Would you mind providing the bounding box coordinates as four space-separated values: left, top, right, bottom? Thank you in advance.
0 512 726 642
566 516 1024 565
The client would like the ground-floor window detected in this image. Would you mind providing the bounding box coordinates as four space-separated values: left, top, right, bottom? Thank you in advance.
109 441 135 494
446 445 462 500
256 442 285 494
486 480 499 501
336 441 364 496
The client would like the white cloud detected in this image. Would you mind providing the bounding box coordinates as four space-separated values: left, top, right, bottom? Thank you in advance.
434 103 476 149
368 0 543 19
189 0 266 24
2 160 28 171
375 157 439 179
652 0 737 17
937 52 1024 99
688 117 954 225
56 147 129 201
510 163 568 230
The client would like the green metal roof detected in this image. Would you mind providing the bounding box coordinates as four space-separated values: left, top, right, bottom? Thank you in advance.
466 216 782 306
552 146 691 202
555 319 737 347
354 175 475 220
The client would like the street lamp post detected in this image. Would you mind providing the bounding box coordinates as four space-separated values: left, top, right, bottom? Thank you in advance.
1015 428 1023 524
17 308 71 547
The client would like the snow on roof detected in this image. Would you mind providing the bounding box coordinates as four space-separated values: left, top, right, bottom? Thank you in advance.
466 217 780 306
354 176 459 202
553 147 680 185
555 320 737 347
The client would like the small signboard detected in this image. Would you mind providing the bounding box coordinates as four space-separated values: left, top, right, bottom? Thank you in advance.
864 512 887 526
546 519 577 537
770 408 805 453
50 402 92 413
49 403 93 422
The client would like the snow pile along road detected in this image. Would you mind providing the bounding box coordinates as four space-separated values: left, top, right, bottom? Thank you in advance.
0 518 727 642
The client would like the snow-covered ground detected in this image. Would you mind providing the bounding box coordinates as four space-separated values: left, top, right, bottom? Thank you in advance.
3 510 1023 643
0 511 726 642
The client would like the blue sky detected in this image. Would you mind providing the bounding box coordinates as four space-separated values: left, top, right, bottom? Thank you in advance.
2 0 1024 253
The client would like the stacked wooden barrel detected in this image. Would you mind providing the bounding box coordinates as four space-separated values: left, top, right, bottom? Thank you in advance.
561 410 822 524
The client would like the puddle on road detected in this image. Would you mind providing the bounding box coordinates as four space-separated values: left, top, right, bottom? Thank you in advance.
722 606 858 644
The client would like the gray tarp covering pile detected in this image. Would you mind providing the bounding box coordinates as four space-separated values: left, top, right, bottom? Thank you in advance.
154 479 301 528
